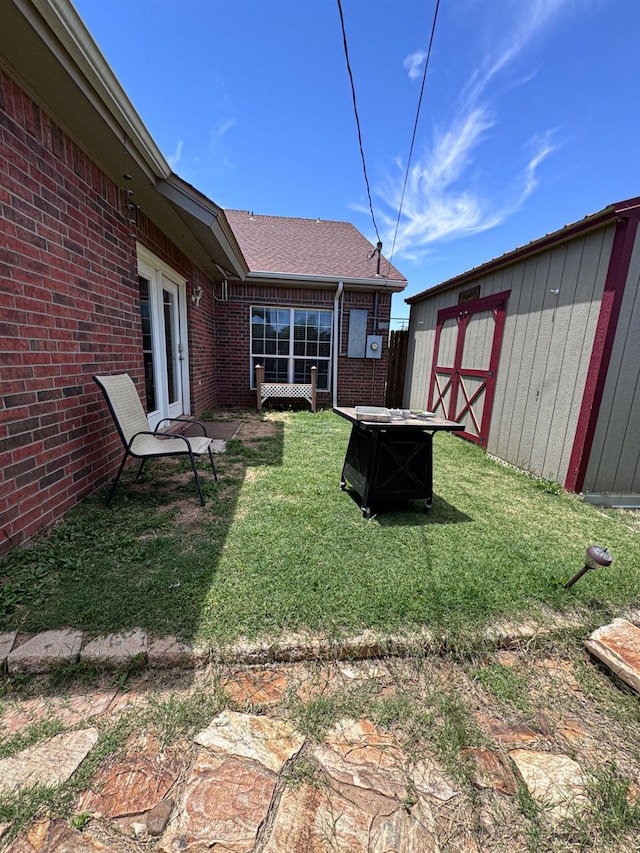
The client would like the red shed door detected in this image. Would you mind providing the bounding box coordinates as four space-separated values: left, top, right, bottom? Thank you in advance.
428 291 509 446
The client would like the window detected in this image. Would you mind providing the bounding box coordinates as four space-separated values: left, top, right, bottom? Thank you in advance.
251 307 332 390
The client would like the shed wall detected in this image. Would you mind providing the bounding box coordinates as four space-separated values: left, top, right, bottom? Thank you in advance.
405 225 616 483
583 230 640 503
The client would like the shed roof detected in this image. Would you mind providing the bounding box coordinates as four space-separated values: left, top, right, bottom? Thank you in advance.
406 196 640 304
225 210 407 290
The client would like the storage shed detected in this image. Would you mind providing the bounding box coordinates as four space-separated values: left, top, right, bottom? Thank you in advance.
404 197 640 506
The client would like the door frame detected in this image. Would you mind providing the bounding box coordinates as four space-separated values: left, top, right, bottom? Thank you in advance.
428 290 509 446
137 246 190 430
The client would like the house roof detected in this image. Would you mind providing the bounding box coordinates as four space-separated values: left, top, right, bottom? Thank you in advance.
0 0 247 281
225 210 407 291
406 196 640 304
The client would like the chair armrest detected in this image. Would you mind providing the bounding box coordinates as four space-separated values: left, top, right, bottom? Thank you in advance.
127 430 192 450
154 418 207 436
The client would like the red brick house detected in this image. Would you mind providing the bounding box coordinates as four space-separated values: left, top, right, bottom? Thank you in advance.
220 210 407 410
0 0 406 554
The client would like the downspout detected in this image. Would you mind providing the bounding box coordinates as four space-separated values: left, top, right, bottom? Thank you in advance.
333 281 344 408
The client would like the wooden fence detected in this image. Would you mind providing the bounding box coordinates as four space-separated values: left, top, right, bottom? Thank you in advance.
385 329 408 408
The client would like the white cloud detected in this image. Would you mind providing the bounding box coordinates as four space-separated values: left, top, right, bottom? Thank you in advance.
464 0 570 105
382 0 569 261
166 120 236 175
403 50 427 81
519 130 558 201
210 118 236 149
167 139 183 170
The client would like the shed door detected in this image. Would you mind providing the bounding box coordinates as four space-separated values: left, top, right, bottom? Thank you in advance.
428 291 509 446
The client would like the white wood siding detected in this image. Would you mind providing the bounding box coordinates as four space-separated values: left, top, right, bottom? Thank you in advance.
492 228 614 482
405 266 517 412
583 231 640 500
462 310 494 370
405 225 616 484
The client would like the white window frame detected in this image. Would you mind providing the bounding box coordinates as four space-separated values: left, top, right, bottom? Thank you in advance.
250 305 332 391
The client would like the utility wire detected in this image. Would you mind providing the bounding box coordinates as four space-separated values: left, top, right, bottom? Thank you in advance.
336 0 381 246
388 0 441 268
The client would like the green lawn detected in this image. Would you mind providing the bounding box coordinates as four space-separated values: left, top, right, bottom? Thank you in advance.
2 410 638 648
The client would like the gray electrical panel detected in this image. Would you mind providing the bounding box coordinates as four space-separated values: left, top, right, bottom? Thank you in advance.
347 309 368 358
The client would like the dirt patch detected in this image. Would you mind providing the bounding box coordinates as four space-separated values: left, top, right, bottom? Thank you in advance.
234 415 282 441
140 412 278 527
182 421 241 440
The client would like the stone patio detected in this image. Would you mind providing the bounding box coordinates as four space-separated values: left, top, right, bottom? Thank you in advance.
1 617 640 850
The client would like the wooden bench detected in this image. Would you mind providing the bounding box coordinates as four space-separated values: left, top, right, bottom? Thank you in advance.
255 364 317 412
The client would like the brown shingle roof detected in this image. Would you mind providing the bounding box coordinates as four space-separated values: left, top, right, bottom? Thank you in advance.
225 210 407 287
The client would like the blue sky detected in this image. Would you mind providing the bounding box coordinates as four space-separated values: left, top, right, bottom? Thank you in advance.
73 0 640 325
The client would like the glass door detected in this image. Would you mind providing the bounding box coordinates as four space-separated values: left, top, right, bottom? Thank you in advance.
161 277 183 420
137 252 188 430
138 275 158 416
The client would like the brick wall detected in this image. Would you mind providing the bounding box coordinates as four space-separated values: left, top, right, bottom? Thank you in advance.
214 282 392 409
0 65 394 552
0 69 140 553
0 70 218 554
338 289 391 407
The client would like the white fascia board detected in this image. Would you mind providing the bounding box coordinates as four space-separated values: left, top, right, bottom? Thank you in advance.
29 0 170 179
157 177 249 280
157 178 220 227
246 270 407 291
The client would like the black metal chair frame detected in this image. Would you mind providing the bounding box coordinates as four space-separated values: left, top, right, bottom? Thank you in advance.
94 374 217 506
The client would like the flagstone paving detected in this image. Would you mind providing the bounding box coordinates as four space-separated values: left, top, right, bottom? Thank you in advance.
585 617 640 694
1 616 640 850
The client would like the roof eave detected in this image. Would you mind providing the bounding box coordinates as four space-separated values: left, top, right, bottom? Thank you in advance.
10 0 169 180
245 270 407 292
157 177 249 280
0 0 247 281
406 197 640 305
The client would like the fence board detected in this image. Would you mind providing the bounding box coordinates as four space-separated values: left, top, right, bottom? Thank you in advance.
385 329 409 407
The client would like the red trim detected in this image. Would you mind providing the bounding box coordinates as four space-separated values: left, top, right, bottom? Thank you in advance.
449 314 467 419
565 214 640 493
481 298 508 444
436 289 510 320
407 198 640 305
428 290 510 446
427 315 444 413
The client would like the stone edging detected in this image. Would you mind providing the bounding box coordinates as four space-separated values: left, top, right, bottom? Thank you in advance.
3 608 638 676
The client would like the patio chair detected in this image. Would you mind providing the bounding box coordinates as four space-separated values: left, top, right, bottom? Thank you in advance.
93 373 217 506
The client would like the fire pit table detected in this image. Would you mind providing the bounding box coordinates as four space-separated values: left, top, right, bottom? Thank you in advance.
333 406 465 518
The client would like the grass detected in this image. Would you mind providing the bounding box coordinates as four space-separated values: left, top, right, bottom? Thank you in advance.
474 662 533 714
0 712 135 842
1 410 639 649
587 762 640 843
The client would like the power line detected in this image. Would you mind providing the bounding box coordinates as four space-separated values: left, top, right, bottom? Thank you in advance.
388 0 441 266
336 0 381 245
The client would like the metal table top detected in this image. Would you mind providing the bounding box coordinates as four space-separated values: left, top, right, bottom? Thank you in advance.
333 407 464 432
